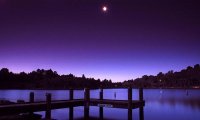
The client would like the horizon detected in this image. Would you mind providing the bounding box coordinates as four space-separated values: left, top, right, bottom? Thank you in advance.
1 0 200 82
1 63 198 82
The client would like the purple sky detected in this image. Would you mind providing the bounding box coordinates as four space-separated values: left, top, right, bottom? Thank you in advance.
0 0 200 82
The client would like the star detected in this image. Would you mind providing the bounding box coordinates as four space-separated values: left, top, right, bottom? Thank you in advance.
102 6 108 12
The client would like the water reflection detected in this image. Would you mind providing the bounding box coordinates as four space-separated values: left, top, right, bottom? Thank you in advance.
156 97 200 110
144 89 200 110
0 89 200 120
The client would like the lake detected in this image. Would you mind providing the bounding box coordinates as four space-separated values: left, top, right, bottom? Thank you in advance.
0 89 200 120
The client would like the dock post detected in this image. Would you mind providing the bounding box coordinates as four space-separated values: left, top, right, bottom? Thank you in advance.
128 87 132 120
99 88 103 120
29 92 34 115
69 89 74 120
29 92 34 103
139 88 144 120
139 88 143 101
84 88 90 120
45 93 51 120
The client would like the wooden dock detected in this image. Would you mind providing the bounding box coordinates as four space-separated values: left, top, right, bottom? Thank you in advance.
0 88 145 120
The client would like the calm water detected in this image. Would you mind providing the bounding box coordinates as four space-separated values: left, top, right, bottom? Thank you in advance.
0 89 200 120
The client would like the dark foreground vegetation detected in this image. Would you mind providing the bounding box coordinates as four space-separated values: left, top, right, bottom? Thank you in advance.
0 64 200 89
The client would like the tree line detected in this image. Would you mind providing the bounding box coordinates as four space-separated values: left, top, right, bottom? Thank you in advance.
0 69 114 89
0 64 200 89
123 64 200 88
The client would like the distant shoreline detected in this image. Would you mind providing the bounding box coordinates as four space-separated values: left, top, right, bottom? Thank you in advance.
0 87 199 90
1 65 200 90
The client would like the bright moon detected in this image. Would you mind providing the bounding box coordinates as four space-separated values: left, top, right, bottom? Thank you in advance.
102 6 107 12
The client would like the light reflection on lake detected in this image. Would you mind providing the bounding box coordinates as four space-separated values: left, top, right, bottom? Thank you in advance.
0 89 200 120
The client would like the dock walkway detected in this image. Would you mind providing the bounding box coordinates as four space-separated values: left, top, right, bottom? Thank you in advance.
0 88 145 120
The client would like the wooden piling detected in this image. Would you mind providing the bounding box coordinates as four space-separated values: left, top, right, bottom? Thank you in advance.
139 88 144 120
99 88 103 120
45 93 51 120
128 87 132 120
29 92 34 115
139 106 144 120
84 88 90 120
29 92 34 103
69 89 74 120
139 88 143 101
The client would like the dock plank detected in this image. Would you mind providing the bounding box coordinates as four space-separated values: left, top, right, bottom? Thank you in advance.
0 99 84 115
0 99 144 115
90 99 145 109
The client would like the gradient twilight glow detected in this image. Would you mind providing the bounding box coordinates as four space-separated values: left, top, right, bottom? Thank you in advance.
0 0 200 82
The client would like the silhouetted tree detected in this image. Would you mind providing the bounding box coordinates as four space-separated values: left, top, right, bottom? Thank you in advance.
82 74 86 79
